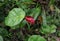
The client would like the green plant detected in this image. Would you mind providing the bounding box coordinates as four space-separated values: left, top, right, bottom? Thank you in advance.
0 28 8 37
40 24 57 34
0 0 60 41
28 35 46 41
0 36 3 41
57 30 60 37
5 8 25 29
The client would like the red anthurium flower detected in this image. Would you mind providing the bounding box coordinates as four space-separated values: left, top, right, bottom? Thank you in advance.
25 16 35 25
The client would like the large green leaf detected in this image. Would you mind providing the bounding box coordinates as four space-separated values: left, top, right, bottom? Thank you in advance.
0 36 3 41
5 8 25 27
28 35 46 41
40 25 57 34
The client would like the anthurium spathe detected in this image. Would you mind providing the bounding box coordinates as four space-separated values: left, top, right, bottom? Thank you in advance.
25 16 35 25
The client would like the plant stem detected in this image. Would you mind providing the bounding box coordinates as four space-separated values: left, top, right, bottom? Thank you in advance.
27 22 30 30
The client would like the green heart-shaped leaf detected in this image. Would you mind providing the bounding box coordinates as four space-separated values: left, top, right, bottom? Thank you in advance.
5 8 25 27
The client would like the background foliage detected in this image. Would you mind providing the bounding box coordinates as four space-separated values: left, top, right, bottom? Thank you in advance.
0 0 60 41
